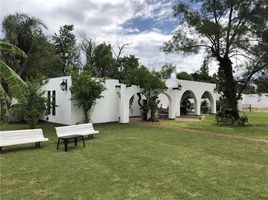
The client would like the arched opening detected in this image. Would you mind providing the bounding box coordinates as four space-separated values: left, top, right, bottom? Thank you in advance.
128 92 148 122
180 90 197 116
158 93 171 119
200 91 214 114
129 93 142 121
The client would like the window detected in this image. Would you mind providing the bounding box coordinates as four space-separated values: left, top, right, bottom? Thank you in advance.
47 91 51 115
52 90 56 116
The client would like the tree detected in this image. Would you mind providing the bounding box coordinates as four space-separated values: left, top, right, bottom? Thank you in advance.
91 42 116 78
53 25 79 75
0 41 28 121
70 70 106 123
12 79 47 128
163 0 268 121
114 55 140 83
176 71 193 80
2 13 63 79
2 13 48 79
80 37 96 70
126 66 166 121
154 63 176 79
191 59 217 83
254 72 268 93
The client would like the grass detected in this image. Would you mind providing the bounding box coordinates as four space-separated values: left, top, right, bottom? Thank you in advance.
1 120 268 199
160 112 268 140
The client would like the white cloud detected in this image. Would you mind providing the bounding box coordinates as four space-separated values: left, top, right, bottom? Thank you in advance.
0 0 209 74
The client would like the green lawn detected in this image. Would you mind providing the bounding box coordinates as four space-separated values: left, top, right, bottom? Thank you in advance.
160 112 268 140
1 121 268 199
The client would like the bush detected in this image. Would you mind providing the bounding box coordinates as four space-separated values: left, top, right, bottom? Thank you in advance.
70 70 106 123
12 79 48 128
201 100 209 114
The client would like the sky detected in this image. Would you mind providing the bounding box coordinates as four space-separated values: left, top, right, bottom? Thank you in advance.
0 0 218 74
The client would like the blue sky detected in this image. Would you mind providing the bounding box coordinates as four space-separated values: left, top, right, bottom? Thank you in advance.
0 0 216 74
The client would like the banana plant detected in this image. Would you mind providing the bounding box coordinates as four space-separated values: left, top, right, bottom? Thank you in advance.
0 41 29 118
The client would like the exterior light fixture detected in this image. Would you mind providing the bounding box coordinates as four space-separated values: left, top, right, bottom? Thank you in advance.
60 79 68 91
172 83 182 90
178 83 182 90
115 85 121 88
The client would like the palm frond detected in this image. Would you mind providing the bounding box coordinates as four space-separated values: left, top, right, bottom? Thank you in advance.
0 61 28 103
0 40 27 58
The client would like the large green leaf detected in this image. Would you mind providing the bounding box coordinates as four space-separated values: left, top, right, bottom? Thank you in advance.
0 40 27 58
0 61 28 103
0 84 10 120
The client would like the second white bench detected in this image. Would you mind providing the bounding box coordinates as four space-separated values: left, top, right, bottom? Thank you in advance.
55 123 99 139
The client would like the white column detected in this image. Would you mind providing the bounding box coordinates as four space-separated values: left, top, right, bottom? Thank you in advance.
211 98 217 114
119 85 129 123
168 97 176 119
195 100 201 115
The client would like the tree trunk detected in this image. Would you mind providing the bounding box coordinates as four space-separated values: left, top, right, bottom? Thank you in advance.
83 109 89 123
218 56 240 120
137 93 148 121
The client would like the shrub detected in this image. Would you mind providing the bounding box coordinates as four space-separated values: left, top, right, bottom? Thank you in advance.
12 79 47 128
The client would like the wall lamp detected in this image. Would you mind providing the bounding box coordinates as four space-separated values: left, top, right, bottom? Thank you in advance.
172 83 182 90
60 79 68 91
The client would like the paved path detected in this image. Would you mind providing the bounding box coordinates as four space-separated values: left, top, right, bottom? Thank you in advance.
131 120 268 144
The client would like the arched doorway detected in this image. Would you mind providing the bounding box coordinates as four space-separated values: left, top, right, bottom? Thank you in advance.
200 91 214 114
129 93 146 122
180 90 197 115
158 93 172 119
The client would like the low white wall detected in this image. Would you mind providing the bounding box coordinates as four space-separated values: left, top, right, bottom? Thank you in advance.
238 94 268 110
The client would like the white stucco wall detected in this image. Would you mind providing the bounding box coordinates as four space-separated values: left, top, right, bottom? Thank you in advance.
41 76 72 125
159 78 217 117
69 79 121 124
42 77 142 125
42 76 217 125
238 93 268 110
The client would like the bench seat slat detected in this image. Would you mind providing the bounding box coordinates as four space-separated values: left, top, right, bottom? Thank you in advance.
55 123 99 138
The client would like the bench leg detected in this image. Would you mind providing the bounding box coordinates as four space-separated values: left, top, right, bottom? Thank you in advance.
57 139 60 150
35 142 41 148
88 134 94 139
75 138 77 146
0 147 2 153
82 136 85 147
64 139 68 152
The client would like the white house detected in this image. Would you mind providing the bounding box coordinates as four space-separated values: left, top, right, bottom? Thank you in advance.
42 76 217 125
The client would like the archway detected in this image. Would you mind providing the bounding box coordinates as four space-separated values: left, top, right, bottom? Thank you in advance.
158 93 173 119
200 91 215 114
180 90 197 115
128 93 145 122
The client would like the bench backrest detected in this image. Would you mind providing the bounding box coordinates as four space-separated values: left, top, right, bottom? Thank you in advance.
55 123 95 137
0 129 45 142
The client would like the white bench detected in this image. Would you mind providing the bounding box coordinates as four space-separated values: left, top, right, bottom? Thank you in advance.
0 129 49 152
55 123 99 139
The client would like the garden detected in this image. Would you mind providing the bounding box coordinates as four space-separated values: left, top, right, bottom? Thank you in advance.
1 112 268 199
